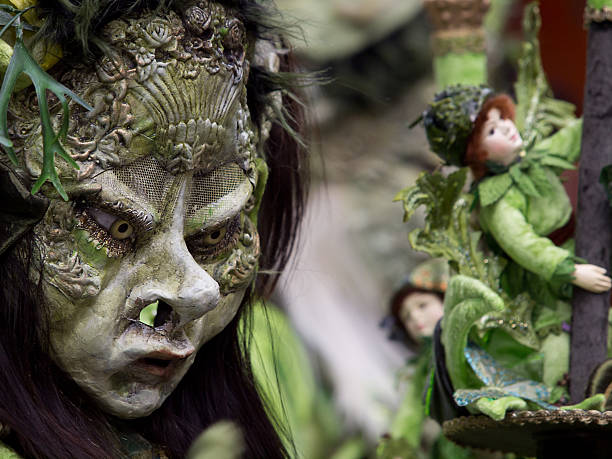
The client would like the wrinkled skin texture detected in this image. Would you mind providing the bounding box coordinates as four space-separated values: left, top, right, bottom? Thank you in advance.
399 292 444 341
13 1 268 418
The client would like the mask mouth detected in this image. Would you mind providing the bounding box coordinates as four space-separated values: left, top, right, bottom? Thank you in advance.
132 348 193 378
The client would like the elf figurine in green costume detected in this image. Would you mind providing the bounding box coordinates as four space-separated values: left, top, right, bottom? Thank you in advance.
413 83 611 420
425 86 611 300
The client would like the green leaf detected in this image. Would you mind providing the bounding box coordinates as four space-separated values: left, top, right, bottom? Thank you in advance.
478 173 513 207
540 155 575 170
529 164 552 194
510 164 540 197
514 3 576 148
0 32 92 200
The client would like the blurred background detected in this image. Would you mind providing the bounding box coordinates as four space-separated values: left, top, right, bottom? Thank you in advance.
259 0 589 457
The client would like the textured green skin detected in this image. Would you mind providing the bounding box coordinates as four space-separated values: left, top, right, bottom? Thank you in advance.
434 53 487 89
23 2 271 419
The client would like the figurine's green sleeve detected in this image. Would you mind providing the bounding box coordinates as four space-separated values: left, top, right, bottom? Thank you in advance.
479 186 572 283
530 118 582 164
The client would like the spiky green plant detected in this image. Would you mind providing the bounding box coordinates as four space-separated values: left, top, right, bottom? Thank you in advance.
514 3 576 150
394 169 540 349
0 5 92 201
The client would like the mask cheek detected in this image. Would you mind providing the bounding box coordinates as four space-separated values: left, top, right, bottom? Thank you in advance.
185 291 244 350
210 215 260 295
34 201 103 301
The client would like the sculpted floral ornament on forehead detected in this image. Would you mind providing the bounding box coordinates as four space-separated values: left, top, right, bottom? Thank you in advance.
14 0 255 180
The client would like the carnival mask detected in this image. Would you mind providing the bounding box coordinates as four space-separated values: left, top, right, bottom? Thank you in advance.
9 0 272 418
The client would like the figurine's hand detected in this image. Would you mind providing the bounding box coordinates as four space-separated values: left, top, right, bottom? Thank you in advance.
572 264 612 293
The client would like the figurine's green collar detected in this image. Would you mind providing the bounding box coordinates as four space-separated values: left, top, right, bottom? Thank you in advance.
474 150 575 208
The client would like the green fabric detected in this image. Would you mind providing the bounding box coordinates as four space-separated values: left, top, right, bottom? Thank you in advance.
588 0 612 8
560 394 605 411
389 344 431 447
479 184 571 283
540 332 569 388
472 396 527 421
0 441 20 459
433 53 487 89
477 120 581 286
248 303 356 459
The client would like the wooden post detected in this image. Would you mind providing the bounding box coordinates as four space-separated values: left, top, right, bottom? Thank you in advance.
423 0 490 88
569 2 612 403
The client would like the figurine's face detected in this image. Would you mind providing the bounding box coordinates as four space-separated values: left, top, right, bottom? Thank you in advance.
479 107 523 166
14 2 265 418
400 292 444 340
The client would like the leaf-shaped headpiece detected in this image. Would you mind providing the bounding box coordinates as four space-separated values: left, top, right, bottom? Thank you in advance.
422 84 493 166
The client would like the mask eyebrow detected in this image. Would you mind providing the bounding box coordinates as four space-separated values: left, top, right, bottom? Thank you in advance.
93 156 174 214
184 166 252 236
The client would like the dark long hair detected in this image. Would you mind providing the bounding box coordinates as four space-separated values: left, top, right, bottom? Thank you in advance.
0 0 309 457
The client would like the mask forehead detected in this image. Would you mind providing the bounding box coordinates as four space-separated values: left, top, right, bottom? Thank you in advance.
13 0 257 192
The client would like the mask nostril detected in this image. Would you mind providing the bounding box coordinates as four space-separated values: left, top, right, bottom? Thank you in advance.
138 300 174 328
154 301 173 328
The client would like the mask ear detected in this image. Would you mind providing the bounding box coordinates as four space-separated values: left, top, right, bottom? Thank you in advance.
246 157 268 227
252 38 285 145
0 163 49 256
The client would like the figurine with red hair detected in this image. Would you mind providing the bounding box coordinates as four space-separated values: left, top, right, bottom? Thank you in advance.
424 85 610 302
407 84 612 420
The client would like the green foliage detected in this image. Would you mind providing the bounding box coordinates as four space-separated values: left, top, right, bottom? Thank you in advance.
395 169 501 285
395 169 540 349
514 3 576 150
0 8 92 201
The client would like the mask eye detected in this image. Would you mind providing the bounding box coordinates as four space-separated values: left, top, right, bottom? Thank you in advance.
185 216 241 261
87 208 134 241
489 128 495 136
110 219 134 240
204 227 227 245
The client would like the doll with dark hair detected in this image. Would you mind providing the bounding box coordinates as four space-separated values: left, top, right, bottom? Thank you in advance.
388 259 446 349
380 260 478 458
0 0 309 457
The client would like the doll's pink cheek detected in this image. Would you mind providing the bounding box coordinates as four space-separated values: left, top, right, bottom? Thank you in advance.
485 138 513 156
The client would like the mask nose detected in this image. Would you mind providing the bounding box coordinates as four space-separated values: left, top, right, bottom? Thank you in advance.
132 180 220 326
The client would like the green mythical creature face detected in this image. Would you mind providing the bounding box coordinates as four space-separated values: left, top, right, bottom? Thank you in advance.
8 0 269 418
